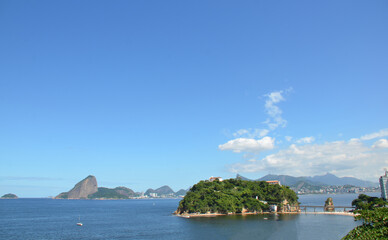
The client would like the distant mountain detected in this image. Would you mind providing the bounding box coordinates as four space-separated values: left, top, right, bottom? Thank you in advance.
175 189 188 196
114 186 137 197
258 174 322 186
236 173 378 188
237 174 321 186
55 175 186 199
305 173 378 188
88 187 139 199
55 175 98 199
236 174 252 181
145 185 175 196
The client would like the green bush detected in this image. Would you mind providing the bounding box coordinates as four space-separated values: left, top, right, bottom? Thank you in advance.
342 208 388 240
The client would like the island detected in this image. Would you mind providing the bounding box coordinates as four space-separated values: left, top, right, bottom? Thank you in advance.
1 193 18 199
175 178 299 216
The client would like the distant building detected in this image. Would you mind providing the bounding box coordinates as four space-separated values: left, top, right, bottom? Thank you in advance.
209 176 223 182
266 180 281 186
269 205 277 212
149 193 158 198
379 170 388 201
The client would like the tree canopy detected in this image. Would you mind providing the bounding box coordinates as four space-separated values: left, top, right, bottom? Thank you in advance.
351 194 387 210
176 179 298 214
342 208 388 239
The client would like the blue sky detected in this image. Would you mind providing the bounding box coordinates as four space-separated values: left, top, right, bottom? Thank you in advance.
1 0 387 197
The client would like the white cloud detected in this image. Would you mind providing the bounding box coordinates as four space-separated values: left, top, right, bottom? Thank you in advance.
296 137 315 144
229 138 388 181
360 129 388 141
219 137 275 153
373 139 388 148
264 90 287 130
233 128 269 138
285 136 293 142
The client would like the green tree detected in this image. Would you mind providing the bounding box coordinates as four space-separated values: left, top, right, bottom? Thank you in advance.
352 194 387 210
342 208 388 240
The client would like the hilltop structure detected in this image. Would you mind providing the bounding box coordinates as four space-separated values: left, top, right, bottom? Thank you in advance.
209 176 223 182
266 180 281 186
379 170 388 201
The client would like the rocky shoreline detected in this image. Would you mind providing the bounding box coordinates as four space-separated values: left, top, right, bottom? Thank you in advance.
175 211 357 218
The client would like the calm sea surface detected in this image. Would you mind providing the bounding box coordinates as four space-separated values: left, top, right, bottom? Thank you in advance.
0 193 380 240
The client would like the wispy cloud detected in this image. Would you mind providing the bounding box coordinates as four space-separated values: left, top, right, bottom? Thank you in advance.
263 89 290 130
219 137 275 153
296 136 315 144
360 129 388 140
222 89 291 155
233 128 269 138
285 136 293 142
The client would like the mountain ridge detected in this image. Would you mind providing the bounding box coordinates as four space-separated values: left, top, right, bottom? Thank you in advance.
236 173 378 188
55 176 186 199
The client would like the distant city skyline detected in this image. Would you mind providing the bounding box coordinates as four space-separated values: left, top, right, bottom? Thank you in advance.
1 0 387 197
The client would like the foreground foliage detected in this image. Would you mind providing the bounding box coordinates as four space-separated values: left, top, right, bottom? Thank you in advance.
351 194 387 210
342 208 388 240
176 179 298 214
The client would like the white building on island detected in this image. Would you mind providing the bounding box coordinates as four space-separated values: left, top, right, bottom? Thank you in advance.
209 176 223 182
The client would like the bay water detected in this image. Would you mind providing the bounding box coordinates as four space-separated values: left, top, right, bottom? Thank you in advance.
0 193 380 240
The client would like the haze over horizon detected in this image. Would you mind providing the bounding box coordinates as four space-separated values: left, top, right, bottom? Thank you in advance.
1 0 387 197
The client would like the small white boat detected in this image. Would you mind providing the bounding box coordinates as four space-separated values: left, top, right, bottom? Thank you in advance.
77 216 83 226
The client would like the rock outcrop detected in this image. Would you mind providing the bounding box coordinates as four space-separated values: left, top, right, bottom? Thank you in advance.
324 197 335 212
56 175 98 199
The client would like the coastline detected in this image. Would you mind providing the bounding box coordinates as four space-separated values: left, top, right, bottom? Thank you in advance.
176 211 358 218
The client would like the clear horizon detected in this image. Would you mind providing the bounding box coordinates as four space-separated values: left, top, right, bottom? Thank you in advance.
1 0 387 197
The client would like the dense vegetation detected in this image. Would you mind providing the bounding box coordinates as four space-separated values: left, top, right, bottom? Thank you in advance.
342 208 388 239
342 194 388 239
1 193 18 199
351 194 387 210
88 187 129 199
176 179 298 214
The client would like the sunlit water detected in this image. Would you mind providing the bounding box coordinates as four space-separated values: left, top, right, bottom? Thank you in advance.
0 193 380 240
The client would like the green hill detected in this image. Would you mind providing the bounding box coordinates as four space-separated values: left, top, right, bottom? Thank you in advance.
88 187 128 199
176 179 299 215
1 193 18 199
88 187 139 199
